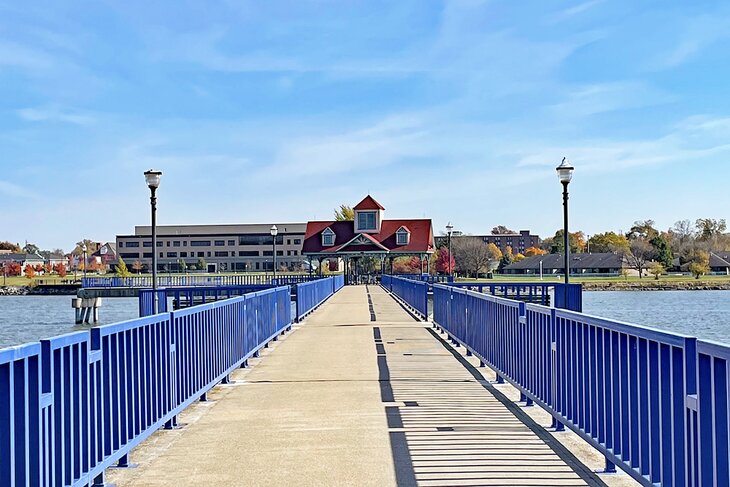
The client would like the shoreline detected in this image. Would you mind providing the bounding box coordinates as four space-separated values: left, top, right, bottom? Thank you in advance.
581 281 730 291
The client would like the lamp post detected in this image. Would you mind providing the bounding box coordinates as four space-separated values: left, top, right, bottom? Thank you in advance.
270 225 278 282
144 169 162 314
556 157 575 289
82 244 88 281
446 222 454 276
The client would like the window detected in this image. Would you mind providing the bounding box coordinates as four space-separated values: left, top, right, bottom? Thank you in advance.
276 250 283 256
167 252 177 258
197 252 205 257
228 240 235 246
293 238 301 245
357 211 377 231
239 251 258 257
322 228 335 246
118 242 124 248
126 241 140 248
215 251 228 257
214 240 225 246
207 252 211 257
143 252 153 258
396 228 410 245
159 252 163 258
173 241 181 247
239 234 282 245
262 250 273 256
143 241 152 247
166 241 171 247
255 262 260 270
287 239 291 245
191 241 210 247
183 241 187 246
120 252 140 259
180 252 188 257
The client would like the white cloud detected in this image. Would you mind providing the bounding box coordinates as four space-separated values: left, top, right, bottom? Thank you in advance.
17 106 96 125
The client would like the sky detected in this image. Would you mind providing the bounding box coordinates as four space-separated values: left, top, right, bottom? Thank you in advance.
1 0 730 251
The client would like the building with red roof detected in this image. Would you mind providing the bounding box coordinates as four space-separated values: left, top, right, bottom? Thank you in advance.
303 196 435 279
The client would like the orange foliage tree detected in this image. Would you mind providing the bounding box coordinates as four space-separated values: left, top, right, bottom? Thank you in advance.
24 264 36 279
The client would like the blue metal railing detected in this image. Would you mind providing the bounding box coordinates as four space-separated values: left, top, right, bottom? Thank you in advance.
381 275 429 319
433 283 729 487
0 286 292 486
83 274 321 289
139 285 276 317
390 273 455 284
295 275 344 321
447 282 583 312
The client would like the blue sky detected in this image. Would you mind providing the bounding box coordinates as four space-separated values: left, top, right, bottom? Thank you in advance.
1 0 729 250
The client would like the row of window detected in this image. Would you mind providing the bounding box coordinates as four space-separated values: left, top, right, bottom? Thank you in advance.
119 249 297 260
119 237 302 248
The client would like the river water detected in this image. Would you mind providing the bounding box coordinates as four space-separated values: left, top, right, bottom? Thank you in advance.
0 291 728 349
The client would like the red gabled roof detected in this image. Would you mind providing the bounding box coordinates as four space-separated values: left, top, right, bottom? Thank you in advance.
353 195 385 211
303 219 434 254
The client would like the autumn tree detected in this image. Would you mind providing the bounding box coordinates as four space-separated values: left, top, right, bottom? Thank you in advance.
334 205 355 221
524 246 547 257
53 263 67 277
432 248 455 274
24 264 36 280
550 230 586 254
648 262 665 280
116 257 131 277
4 262 21 276
688 250 710 279
132 260 144 274
514 253 526 262
452 237 502 278
588 232 629 254
499 245 514 271
0 241 21 252
43 263 52 274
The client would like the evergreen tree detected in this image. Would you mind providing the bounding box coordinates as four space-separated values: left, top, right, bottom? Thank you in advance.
650 235 674 269
116 257 131 277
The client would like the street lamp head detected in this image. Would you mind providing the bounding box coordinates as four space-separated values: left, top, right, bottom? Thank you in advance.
556 157 574 184
446 222 453 234
144 169 163 189
270 225 278 237
81 244 87 252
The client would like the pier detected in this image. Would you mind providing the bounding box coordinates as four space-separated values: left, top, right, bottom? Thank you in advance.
1 275 728 487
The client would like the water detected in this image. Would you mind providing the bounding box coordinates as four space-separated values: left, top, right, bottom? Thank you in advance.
0 296 139 349
582 290 730 343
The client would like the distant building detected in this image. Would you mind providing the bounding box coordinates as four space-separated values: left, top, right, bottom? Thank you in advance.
0 253 45 268
92 243 117 266
116 223 307 273
436 230 540 255
711 252 730 274
503 252 626 276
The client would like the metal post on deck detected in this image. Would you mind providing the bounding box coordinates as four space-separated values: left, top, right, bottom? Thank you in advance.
556 158 574 309
144 169 162 314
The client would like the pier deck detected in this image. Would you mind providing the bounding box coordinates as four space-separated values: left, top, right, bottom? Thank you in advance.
109 285 607 487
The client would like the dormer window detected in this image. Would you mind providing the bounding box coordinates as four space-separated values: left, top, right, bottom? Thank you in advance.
357 211 377 231
396 227 410 246
322 227 335 246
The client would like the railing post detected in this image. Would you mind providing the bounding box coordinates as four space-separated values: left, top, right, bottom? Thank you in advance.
550 308 564 431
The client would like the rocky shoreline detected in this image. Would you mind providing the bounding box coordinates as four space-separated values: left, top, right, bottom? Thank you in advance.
581 281 730 291
0 286 79 296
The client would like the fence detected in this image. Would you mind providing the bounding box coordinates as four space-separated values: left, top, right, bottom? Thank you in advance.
83 274 320 289
295 275 344 321
0 286 291 487
139 285 275 317
432 283 729 487
447 282 583 312
391 273 455 284
381 275 429 319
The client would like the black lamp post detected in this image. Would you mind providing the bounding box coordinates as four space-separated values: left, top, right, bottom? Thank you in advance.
556 158 575 288
144 169 162 314
270 225 278 282
446 222 454 276
82 243 88 281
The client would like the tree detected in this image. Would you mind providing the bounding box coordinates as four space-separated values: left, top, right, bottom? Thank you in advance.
551 230 586 254
177 258 187 273
22 243 40 255
432 248 455 274
4 262 21 276
625 239 655 278
24 264 36 280
650 235 673 269
491 225 516 235
43 263 52 274
695 218 727 250
688 250 710 279
0 241 21 252
648 262 665 280
499 245 514 272
53 263 67 277
197 257 207 271
524 246 547 257
116 257 131 277
627 220 659 241
452 237 501 278
132 260 144 274
334 205 355 221
588 232 629 254
514 253 526 262
392 256 421 274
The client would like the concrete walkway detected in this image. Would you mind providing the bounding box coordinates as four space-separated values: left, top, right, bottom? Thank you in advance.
109 286 605 487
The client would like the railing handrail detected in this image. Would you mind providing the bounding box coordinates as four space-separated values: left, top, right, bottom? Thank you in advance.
432 282 729 487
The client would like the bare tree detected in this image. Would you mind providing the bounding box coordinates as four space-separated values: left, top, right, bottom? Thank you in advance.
625 239 655 278
491 225 516 235
451 237 501 278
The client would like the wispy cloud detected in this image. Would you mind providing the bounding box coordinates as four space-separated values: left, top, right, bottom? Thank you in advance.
548 81 675 117
0 180 39 199
654 13 730 69
17 106 96 125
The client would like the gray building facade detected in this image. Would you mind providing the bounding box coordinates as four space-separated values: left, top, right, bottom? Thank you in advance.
116 223 307 273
